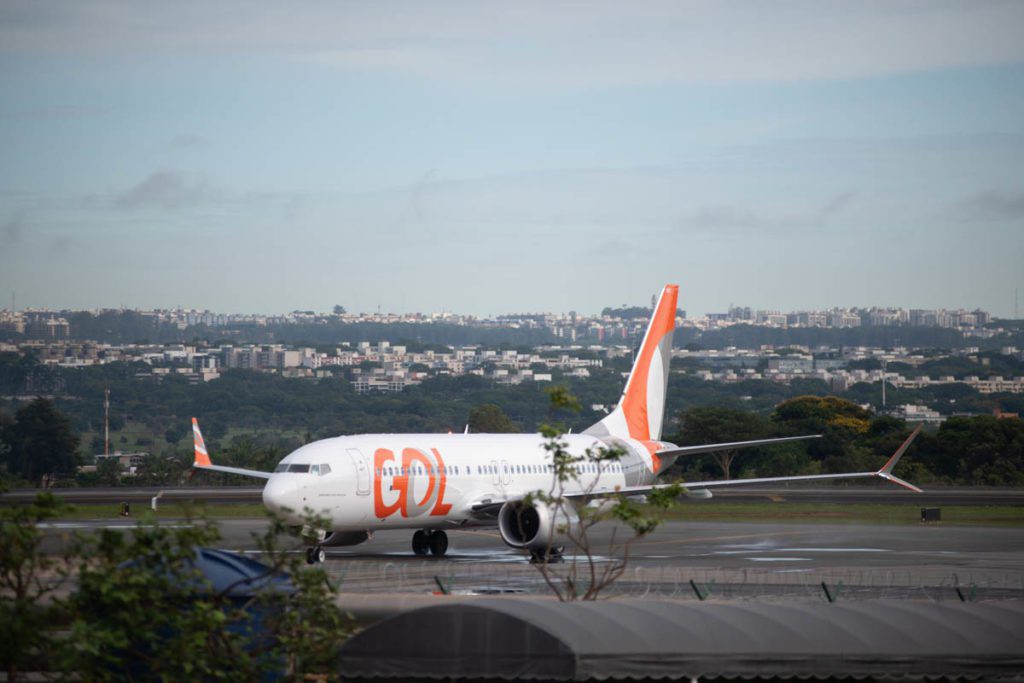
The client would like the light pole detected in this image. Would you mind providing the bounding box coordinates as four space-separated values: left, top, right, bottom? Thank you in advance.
881 359 887 411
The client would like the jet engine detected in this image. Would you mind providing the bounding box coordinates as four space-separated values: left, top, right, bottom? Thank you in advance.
321 530 371 547
497 499 579 552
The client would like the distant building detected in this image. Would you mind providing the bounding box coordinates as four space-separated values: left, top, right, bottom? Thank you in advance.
889 404 944 425
92 451 150 476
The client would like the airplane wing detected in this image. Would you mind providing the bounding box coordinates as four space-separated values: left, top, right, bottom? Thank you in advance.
467 495 507 518
600 424 924 497
191 418 272 480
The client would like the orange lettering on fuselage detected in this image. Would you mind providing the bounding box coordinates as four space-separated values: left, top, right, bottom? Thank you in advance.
373 447 453 520
429 448 453 516
373 448 402 519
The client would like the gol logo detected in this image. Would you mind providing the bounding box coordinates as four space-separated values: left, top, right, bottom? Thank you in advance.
373 447 453 520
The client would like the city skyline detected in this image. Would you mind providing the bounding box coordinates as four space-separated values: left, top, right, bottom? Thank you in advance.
2 2 1023 316
0 297 1003 323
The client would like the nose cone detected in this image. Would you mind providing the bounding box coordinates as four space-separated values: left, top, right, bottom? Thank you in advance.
262 476 300 519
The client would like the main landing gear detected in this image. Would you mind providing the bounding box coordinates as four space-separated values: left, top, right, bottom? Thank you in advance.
412 529 448 557
306 545 327 565
529 545 565 564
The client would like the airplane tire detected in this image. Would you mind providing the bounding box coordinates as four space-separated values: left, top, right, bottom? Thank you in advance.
428 530 448 556
305 547 316 565
315 546 326 564
529 547 564 564
412 530 430 556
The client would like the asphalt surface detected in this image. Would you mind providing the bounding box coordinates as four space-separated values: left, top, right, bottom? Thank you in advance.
7 485 1024 506
2 486 264 504
38 517 1024 601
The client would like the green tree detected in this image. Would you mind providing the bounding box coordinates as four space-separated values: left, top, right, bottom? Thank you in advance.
772 395 874 472
4 398 80 485
65 510 354 680
675 406 771 479
467 403 519 433
94 457 122 486
0 493 71 681
929 416 1024 485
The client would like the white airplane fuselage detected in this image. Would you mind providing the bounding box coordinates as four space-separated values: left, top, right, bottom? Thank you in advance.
262 433 670 532
194 283 921 559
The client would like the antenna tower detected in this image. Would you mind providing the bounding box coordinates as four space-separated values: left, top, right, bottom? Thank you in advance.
104 387 110 456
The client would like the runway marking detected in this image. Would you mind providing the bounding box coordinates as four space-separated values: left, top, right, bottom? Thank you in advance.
747 557 811 562
634 530 815 548
41 522 193 530
778 547 890 553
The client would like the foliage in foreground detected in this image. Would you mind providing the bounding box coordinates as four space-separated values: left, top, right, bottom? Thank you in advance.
0 495 354 681
523 387 683 601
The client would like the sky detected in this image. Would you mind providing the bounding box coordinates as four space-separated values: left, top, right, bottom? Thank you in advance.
1 1 1023 317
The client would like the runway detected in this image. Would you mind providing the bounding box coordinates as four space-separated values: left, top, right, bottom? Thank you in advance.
41 517 1024 601
7 485 1024 506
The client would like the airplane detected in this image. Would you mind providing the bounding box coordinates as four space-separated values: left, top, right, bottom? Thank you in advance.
192 284 922 564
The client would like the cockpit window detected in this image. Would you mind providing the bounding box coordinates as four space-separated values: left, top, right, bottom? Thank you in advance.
287 464 310 473
320 464 331 476
310 464 320 476
274 464 288 473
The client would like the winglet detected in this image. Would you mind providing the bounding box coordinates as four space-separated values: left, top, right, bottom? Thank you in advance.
875 424 923 493
192 417 212 467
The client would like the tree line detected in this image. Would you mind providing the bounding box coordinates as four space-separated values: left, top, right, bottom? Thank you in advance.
2 389 1022 489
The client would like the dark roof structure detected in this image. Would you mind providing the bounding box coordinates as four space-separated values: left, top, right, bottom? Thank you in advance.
122 547 293 597
337 598 1024 681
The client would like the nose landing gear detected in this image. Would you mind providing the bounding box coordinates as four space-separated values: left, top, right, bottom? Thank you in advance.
412 529 448 556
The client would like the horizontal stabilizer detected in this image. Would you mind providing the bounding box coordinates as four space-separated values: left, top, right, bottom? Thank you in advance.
657 434 821 459
191 417 272 481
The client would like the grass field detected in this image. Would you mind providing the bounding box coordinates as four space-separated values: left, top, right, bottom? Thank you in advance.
46 500 1024 527
51 502 270 520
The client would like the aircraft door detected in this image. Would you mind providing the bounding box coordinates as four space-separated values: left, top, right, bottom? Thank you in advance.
490 460 500 487
501 460 511 486
346 448 371 496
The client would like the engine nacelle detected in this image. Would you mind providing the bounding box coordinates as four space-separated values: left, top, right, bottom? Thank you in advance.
321 530 371 547
685 488 713 500
497 500 579 551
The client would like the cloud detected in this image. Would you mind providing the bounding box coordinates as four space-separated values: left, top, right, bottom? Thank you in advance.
170 134 206 149
49 235 75 253
0 105 108 120
953 190 1024 222
113 170 212 210
681 192 855 234
2 213 25 248
816 192 856 223
2 2 1023 87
